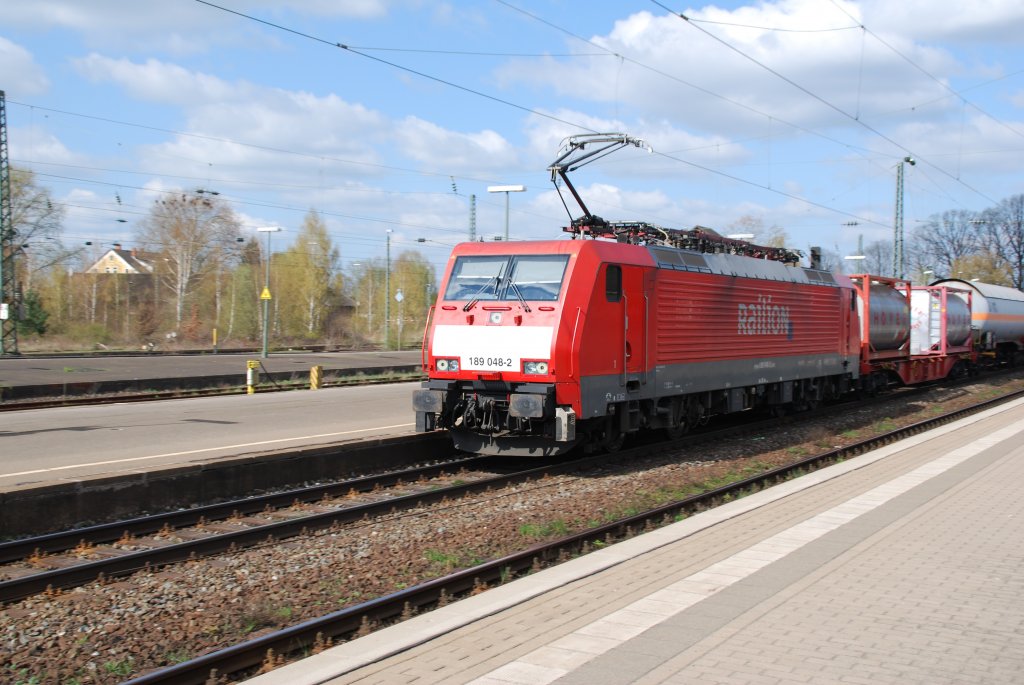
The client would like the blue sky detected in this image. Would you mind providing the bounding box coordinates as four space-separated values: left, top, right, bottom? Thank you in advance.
2 0 1023 275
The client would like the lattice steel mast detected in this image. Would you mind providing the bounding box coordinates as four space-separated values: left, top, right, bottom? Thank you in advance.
893 156 915 280
0 90 18 355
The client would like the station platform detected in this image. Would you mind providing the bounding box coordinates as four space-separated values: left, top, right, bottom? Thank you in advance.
0 349 422 399
247 396 1024 685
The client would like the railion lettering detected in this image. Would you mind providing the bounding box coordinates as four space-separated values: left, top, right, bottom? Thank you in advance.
738 295 792 337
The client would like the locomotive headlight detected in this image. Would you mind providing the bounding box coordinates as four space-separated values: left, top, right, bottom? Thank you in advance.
436 359 448 371
523 360 550 375
448 359 459 372
435 358 459 372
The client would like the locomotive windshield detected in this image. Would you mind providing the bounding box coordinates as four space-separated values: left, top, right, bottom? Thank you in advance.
443 254 569 302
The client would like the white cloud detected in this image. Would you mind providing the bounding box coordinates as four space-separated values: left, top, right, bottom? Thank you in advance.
393 116 518 174
0 1 392 54
0 37 49 96
74 54 237 106
863 0 1024 44
501 3 965 135
72 54 388 169
8 126 80 166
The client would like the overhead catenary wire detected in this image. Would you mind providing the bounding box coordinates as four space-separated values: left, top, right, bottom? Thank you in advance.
193 0 600 136
490 0 990 222
187 0 921 231
825 0 1024 144
648 0 1000 206
6 99 508 189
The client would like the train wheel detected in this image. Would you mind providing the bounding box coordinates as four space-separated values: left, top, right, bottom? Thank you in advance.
663 421 688 441
686 400 707 427
598 430 622 450
602 417 625 453
663 400 688 440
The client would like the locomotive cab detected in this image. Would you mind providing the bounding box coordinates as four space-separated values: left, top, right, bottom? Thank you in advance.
413 242 580 456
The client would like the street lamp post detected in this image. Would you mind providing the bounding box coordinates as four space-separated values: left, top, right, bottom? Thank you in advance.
257 226 282 359
395 288 404 350
384 229 392 350
893 156 915 279
487 184 526 241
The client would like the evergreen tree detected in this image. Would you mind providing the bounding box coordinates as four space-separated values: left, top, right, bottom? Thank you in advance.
16 290 49 336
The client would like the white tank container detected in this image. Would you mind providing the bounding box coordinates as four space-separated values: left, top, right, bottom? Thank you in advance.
910 288 971 354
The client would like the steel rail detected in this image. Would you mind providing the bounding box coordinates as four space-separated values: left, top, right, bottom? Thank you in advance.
0 455 501 601
121 386 1024 685
0 455 488 564
1 445 633 603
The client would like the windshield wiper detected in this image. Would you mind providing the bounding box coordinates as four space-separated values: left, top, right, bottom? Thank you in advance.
463 275 500 311
508 281 532 312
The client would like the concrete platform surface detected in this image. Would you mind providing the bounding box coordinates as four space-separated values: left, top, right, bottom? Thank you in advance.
0 382 421 493
245 397 1024 685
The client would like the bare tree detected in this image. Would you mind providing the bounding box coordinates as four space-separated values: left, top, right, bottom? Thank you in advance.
834 239 895 276
978 195 1024 289
911 209 980 279
727 215 790 248
10 167 64 245
136 192 241 332
9 166 73 287
815 246 843 273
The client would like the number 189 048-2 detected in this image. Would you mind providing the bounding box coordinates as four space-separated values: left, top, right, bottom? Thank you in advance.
468 356 513 368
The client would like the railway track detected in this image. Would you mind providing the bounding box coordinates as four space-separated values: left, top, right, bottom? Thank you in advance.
0 381 959 604
0 455 552 603
0 393 840 604
117 385 1024 685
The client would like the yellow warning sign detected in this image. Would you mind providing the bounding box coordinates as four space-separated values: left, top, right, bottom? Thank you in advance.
260 287 272 300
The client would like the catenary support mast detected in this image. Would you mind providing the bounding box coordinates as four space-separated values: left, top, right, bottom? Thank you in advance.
0 90 18 355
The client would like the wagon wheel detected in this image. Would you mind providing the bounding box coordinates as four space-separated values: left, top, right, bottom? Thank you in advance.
804 398 820 412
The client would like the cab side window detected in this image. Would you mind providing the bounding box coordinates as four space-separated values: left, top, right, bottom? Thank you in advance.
606 264 622 302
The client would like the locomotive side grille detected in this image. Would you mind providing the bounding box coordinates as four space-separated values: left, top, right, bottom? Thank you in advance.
654 274 845 364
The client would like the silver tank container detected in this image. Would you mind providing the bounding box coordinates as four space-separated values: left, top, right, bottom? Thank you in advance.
910 288 971 353
931 279 1024 345
857 282 910 350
